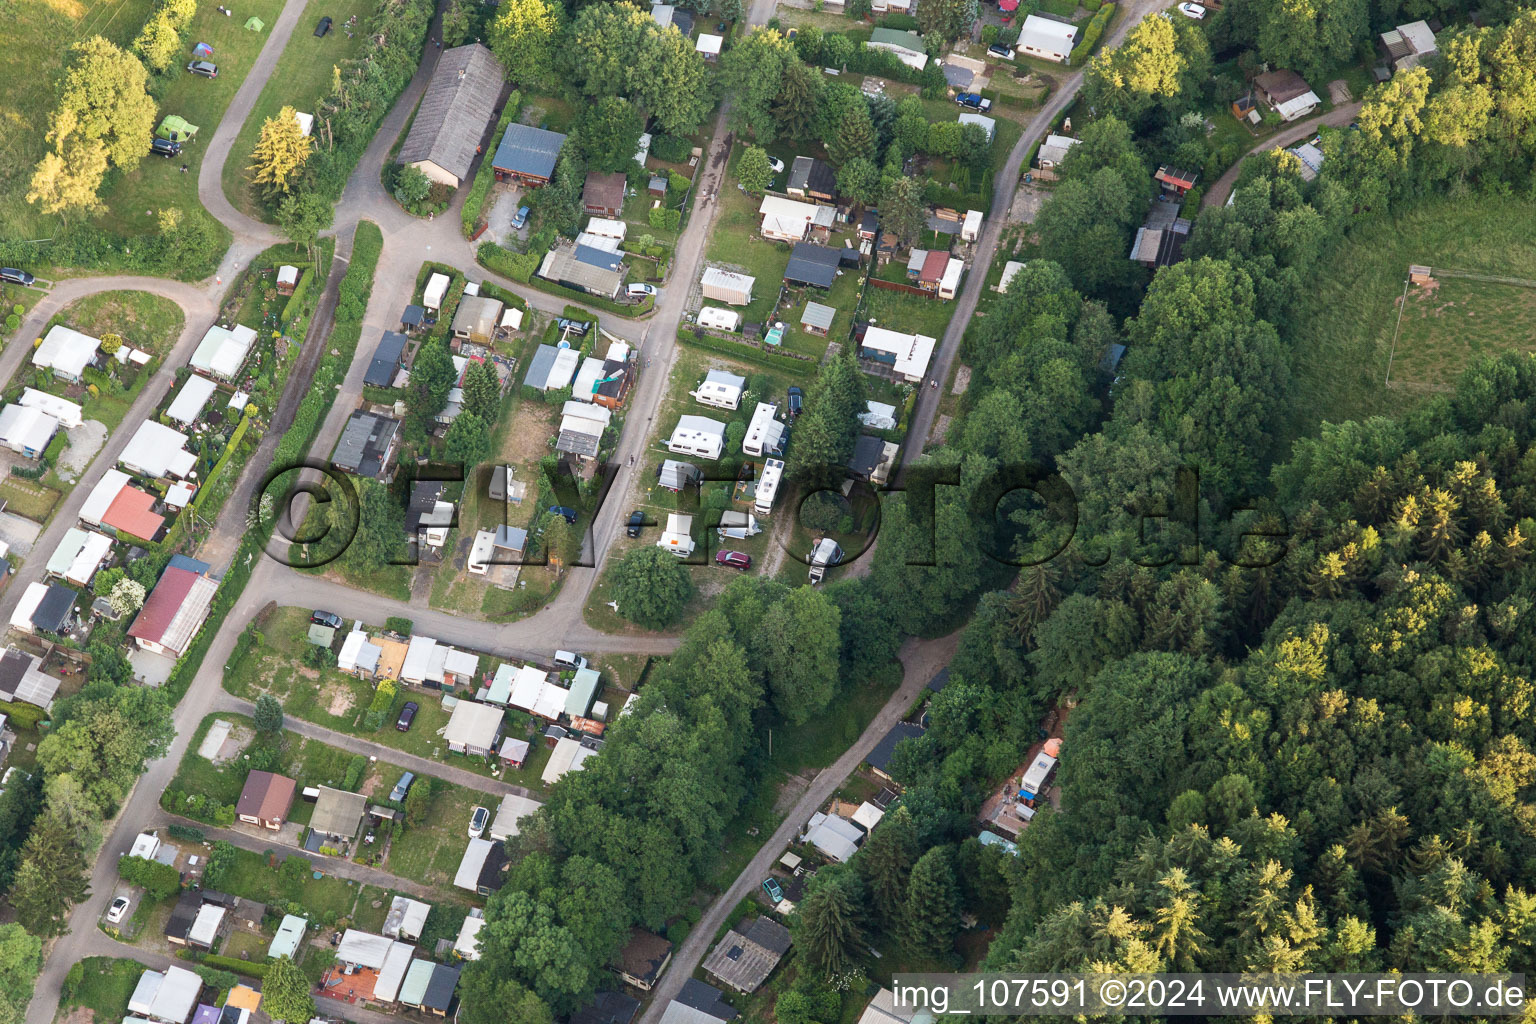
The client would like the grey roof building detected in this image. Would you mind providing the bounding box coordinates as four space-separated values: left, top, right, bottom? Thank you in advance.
784 242 841 289
332 411 400 479
539 244 624 299
397 43 505 188
702 916 792 993
492 124 567 185
365 331 408 388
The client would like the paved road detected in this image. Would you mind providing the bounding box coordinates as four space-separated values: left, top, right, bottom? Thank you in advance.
633 629 961 1024
903 0 1177 463
0 278 216 621
1200 101 1363 208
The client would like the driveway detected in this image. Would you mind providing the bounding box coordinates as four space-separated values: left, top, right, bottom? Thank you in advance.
1201 101 1363 208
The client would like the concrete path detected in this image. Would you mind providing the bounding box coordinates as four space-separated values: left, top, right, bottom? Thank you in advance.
633 629 962 1024
903 0 1178 463
1200 101 1363 208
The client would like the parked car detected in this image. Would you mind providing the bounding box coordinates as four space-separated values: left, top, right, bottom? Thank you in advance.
511 205 530 229
956 92 993 112
554 650 589 671
556 317 590 336
396 701 419 731
627 283 657 299
107 897 132 924
150 137 181 158
716 550 752 570
389 771 416 802
186 60 218 77
787 386 804 418
314 15 332 35
468 806 490 838
311 610 342 629
767 156 786 174
762 878 783 903
1176 1 1205 16
987 43 1014 59
0 268 34 286
626 510 645 538
549 505 578 524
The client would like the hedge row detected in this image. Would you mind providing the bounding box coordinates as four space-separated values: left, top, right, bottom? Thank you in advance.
461 90 523 239
676 328 816 374
281 269 313 325
1070 3 1116 65
477 241 542 284
194 954 270 978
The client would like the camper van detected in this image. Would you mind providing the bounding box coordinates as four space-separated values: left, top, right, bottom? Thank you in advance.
1019 752 1058 805
742 403 785 457
808 537 842 584
754 458 784 517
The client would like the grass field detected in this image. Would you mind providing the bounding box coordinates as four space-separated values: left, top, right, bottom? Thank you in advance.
59 957 143 1023
0 0 160 238
98 0 289 238
221 0 376 221
47 289 185 355
1288 195 1536 439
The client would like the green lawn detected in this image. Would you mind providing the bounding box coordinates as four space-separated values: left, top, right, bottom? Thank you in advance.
857 283 957 347
0 0 160 237
222 0 377 221
59 958 144 1023
1287 194 1536 442
385 777 483 888
47 289 185 355
0 477 64 522
95 0 289 238
214 846 364 922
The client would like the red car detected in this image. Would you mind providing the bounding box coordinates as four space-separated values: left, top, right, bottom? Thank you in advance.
715 550 751 570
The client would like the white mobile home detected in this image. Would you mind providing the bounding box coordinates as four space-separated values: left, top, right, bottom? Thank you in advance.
742 403 784 457
697 307 741 332
1017 14 1078 63
754 458 784 517
701 268 755 306
668 415 726 460
691 369 745 410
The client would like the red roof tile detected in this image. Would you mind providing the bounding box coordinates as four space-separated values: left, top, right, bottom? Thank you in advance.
101 486 165 541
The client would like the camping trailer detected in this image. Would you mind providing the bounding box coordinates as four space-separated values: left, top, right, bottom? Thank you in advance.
716 511 761 540
423 273 451 311
808 537 842 584
754 458 784 517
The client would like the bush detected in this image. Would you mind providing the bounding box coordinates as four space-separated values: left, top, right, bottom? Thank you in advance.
477 241 544 284
281 269 313 325
650 133 692 163
385 616 413 634
368 677 399 714
120 855 182 900
0 700 46 731
167 824 205 843
1069 3 1115 64
342 755 368 791
196 955 268 979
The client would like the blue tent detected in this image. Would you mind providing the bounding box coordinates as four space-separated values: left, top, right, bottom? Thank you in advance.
192 42 214 57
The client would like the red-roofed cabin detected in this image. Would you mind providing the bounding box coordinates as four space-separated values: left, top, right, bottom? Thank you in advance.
1154 165 1199 196
101 486 166 542
916 249 949 292
127 566 219 658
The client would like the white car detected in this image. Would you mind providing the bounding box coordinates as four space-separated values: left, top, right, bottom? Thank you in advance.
468 806 489 838
107 897 131 924
766 156 786 174
627 283 658 298
1176 2 1206 17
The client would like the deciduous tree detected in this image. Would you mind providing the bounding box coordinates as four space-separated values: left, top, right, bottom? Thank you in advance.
612 547 693 629
489 0 563 89
575 97 644 173
262 957 316 1024
738 146 773 194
